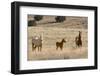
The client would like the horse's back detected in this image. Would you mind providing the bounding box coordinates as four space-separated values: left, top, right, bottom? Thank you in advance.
56 42 59 46
32 37 42 46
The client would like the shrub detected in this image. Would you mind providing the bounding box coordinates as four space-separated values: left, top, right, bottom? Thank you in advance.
55 16 66 22
28 20 36 26
34 15 43 21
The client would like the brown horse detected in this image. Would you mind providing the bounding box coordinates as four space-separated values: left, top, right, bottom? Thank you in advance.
75 31 82 47
56 39 66 50
32 36 42 51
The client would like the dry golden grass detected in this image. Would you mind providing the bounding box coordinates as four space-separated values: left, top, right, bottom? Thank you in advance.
27 16 88 60
28 27 88 61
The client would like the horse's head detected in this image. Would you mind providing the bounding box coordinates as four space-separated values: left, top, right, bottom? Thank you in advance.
79 31 82 34
62 38 66 43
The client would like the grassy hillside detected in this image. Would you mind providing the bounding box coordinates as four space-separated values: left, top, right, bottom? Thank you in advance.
27 15 88 61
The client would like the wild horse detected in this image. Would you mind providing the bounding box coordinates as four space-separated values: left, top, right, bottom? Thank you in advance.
56 38 66 50
75 31 82 47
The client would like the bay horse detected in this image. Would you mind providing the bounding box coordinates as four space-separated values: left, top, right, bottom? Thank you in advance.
56 38 66 50
75 31 82 47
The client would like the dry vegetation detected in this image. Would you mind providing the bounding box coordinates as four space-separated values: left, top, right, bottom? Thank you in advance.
28 16 88 61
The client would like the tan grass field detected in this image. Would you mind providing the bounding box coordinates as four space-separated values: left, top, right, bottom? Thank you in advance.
28 16 88 61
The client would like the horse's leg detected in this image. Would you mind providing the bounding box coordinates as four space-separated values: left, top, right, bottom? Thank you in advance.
60 46 63 50
32 43 35 51
40 45 42 51
38 46 40 51
76 41 79 48
56 43 58 50
80 41 82 47
39 46 41 51
38 46 39 51
56 46 58 50
34 46 36 51
32 44 36 51
32 44 33 51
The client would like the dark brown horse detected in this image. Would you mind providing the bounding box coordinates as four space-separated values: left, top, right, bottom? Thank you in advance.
75 31 82 47
56 39 66 50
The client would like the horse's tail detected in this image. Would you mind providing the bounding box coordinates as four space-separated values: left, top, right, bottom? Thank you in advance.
75 37 78 42
56 42 59 46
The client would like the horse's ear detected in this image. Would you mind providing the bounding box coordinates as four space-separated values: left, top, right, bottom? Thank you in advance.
64 37 66 40
79 31 82 34
79 31 81 33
